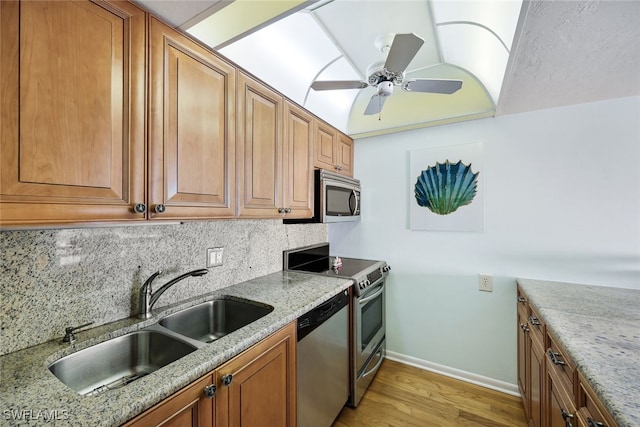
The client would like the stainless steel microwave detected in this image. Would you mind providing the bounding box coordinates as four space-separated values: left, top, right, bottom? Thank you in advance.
285 169 361 223
315 169 361 223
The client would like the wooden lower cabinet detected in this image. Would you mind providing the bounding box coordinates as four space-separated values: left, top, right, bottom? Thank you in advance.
529 336 545 427
516 285 619 427
122 374 215 427
517 286 545 427
546 365 576 427
216 322 296 427
121 322 296 427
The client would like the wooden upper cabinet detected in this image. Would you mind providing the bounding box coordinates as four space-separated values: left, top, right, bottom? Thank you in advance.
148 18 236 220
0 0 147 226
313 121 354 177
283 102 314 219
336 132 354 176
236 72 284 218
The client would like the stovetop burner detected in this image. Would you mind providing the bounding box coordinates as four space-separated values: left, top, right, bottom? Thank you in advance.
283 243 390 296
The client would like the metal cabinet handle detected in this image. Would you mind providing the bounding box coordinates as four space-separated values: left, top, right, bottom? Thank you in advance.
548 350 566 366
278 208 285 214
222 374 233 387
284 207 292 213
517 296 526 303
133 203 146 214
561 409 574 427
153 204 166 214
529 316 541 326
520 323 530 332
204 384 216 398
587 418 605 427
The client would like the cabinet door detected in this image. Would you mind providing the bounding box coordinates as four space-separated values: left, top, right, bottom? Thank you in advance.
313 121 337 171
529 338 545 427
283 102 313 219
216 322 296 427
236 72 283 218
122 374 215 427
149 17 236 220
547 367 576 427
336 133 354 177
0 0 146 226
517 306 530 416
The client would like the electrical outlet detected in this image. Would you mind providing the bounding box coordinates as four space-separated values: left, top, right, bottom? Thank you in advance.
478 274 493 292
206 247 224 267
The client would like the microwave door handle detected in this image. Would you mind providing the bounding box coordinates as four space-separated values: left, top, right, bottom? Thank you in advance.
358 286 384 305
351 189 359 215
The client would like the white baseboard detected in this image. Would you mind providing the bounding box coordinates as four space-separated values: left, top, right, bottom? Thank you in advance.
384 350 521 397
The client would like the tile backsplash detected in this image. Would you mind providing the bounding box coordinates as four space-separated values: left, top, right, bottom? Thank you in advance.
0 220 327 355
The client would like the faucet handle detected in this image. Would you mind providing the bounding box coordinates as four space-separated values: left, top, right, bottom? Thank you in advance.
62 322 94 343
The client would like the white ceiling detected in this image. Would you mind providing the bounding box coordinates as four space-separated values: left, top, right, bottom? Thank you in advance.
135 0 640 137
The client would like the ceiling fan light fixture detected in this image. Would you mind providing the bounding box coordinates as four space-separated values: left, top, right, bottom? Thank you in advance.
377 81 394 97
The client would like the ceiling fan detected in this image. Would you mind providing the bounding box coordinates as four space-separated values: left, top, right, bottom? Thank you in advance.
310 33 463 116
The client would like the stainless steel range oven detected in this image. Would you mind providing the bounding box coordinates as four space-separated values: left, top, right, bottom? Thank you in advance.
353 268 387 406
284 243 390 408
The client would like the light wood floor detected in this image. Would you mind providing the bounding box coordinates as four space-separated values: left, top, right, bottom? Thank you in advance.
332 359 528 427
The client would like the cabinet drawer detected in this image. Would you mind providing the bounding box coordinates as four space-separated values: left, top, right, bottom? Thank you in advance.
528 304 545 347
577 372 618 427
547 330 576 396
517 285 528 307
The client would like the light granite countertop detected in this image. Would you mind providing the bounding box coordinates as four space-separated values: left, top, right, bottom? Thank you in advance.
0 271 352 426
517 278 640 427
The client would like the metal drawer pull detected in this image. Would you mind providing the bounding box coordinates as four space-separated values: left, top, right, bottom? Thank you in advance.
561 409 574 427
548 350 566 366
517 296 526 303
529 316 541 326
204 384 216 398
222 374 233 387
520 323 530 332
587 418 605 427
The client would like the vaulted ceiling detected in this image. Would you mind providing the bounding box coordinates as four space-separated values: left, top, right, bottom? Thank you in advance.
136 0 640 138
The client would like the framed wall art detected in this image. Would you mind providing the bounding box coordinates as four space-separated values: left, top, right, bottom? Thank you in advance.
409 142 484 231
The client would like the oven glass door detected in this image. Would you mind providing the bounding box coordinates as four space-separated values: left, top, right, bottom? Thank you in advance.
355 279 385 369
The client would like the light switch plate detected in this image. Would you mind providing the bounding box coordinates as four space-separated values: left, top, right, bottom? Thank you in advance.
207 247 224 267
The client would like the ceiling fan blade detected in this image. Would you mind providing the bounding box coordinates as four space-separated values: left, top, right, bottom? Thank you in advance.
384 33 425 73
311 80 368 91
364 94 387 115
402 79 463 94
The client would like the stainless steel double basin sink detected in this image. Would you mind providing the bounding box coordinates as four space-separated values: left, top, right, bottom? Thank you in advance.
48 297 273 395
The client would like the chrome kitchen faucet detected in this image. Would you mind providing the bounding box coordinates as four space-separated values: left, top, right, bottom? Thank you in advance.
138 269 209 319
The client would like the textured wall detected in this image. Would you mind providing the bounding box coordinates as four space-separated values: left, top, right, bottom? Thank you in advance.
0 220 326 355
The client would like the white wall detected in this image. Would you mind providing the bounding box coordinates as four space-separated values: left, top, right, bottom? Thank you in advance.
329 96 640 386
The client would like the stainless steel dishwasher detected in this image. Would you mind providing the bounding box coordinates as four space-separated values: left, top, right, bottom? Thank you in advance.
297 289 349 427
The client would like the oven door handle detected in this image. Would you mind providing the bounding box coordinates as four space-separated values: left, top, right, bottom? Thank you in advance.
361 347 384 379
358 285 384 305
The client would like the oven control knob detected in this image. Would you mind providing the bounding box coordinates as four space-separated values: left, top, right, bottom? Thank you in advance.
382 265 391 273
